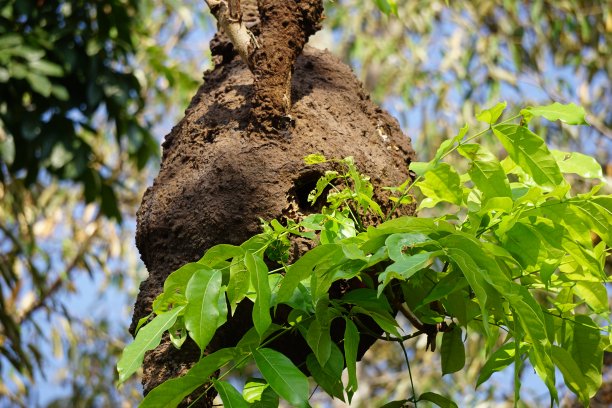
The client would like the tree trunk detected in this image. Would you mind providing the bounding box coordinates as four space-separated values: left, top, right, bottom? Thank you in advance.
130 1 416 405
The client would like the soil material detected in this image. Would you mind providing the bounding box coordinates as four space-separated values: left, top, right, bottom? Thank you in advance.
131 40 416 405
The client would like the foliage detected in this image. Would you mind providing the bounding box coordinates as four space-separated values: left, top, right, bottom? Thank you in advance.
327 0 611 166
118 102 611 407
0 0 155 211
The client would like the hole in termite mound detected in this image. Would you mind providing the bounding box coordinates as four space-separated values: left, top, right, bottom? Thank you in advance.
290 170 331 213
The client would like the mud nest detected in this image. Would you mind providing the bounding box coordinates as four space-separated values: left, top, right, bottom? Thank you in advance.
131 45 416 403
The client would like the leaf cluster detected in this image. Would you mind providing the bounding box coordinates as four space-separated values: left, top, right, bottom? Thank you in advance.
0 0 160 219
118 103 610 407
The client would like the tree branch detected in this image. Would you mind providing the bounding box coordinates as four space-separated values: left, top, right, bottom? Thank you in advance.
205 0 257 70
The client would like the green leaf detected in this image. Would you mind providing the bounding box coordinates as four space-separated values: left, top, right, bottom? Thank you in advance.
352 306 401 337
574 281 609 314
227 256 249 313
250 386 280 408
380 401 411 408
416 162 463 208
306 317 332 367
140 348 235 408
341 288 392 313
552 150 603 180
502 222 542 269
477 342 529 387
29 59 63 77
117 305 185 383
184 268 225 351
213 380 249 408
243 379 268 403
378 252 433 296
308 171 339 204
168 322 187 349
306 344 345 401
51 84 69 101
429 124 469 169
243 379 280 407
457 143 511 200
441 326 465 375
551 346 590 406
385 233 431 262
25 71 52 96
198 244 243 267
521 102 589 125
440 233 556 396
160 262 204 297
418 392 459 408
443 246 494 337
493 124 564 188
369 216 454 237
409 161 430 176
245 251 272 337
277 244 343 302
252 348 309 408
343 318 359 393
421 270 468 305
303 153 327 164
567 197 612 247
373 0 397 15
476 101 507 125
564 315 603 397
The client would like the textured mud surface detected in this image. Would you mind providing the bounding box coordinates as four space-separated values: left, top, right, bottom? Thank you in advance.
131 45 416 403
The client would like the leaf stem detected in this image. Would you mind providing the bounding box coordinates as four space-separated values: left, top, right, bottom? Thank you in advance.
398 339 417 406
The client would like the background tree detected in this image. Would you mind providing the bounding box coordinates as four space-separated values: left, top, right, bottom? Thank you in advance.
0 0 207 405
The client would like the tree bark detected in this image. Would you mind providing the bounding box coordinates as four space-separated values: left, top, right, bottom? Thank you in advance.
250 0 323 130
206 0 323 131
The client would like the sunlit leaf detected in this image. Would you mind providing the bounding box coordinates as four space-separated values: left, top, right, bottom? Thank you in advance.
493 124 564 188
252 348 309 408
245 251 272 337
303 153 327 164
458 143 511 200
140 348 235 408
213 379 249 408
184 268 224 351
476 101 507 125
477 342 529 387
521 102 589 125
378 252 434 296
418 392 459 408
227 256 249 313
243 379 280 407
416 162 463 208
117 305 185 383
552 150 603 179
551 346 589 406
385 233 431 262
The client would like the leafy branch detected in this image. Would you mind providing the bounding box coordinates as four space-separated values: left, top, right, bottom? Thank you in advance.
118 102 610 408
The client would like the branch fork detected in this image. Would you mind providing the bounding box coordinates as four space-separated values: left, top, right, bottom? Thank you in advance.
205 0 257 69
